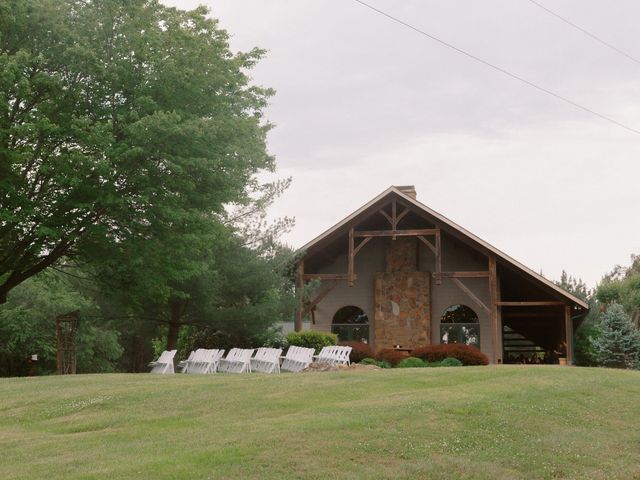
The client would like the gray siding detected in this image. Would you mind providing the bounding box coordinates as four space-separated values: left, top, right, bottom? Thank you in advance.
312 238 385 343
311 234 497 360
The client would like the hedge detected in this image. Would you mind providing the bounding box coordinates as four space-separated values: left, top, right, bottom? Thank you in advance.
286 331 337 353
411 344 489 365
376 348 410 366
339 341 374 364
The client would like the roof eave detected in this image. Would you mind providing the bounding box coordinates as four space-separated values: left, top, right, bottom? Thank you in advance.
297 186 589 310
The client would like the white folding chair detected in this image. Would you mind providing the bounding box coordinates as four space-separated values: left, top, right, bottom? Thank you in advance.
178 350 195 373
251 348 283 374
218 348 254 373
149 350 177 374
281 346 315 372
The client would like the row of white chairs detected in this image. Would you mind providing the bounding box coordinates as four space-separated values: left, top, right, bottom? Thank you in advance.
149 345 352 375
179 349 225 374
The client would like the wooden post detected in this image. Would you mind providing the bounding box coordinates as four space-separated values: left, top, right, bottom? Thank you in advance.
435 228 442 285
488 255 499 364
348 227 355 286
391 199 397 239
565 305 573 365
294 260 304 332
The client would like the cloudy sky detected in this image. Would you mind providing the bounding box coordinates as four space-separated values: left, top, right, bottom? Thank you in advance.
165 0 640 287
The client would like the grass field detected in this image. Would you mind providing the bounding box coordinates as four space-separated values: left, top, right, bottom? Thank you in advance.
1 366 639 480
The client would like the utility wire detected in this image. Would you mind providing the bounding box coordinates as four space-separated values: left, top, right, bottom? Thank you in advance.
526 0 640 66
352 0 640 136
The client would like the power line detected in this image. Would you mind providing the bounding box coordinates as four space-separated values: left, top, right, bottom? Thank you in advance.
352 0 640 136
526 0 640 66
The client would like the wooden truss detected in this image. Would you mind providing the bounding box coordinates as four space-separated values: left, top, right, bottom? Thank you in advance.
294 196 575 365
348 198 442 286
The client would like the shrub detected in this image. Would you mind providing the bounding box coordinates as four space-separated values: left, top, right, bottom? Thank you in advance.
359 358 379 366
359 357 393 368
340 341 374 364
411 344 489 366
376 348 410 366
593 303 640 369
396 357 427 368
286 331 337 354
440 357 463 367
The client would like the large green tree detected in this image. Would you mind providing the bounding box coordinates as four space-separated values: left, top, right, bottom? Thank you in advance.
92 181 296 354
0 269 122 376
0 0 274 303
596 255 640 328
555 270 600 366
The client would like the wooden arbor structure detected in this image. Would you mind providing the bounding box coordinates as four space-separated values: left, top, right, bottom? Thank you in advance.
56 311 79 375
295 186 588 364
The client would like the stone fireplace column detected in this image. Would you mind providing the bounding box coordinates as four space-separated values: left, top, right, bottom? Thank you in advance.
374 237 431 350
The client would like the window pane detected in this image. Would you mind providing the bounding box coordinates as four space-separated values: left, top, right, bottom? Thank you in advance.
333 306 368 324
441 305 479 324
440 324 480 348
331 324 369 343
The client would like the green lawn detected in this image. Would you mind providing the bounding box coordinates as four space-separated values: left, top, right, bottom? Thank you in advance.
1 366 639 480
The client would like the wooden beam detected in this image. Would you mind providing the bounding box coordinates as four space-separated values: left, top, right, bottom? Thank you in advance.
497 301 566 307
417 235 436 254
302 280 338 317
348 227 355 287
294 260 304 332
391 198 397 238
354 228 438 238
396 208 410 225
440 271 490 278
353 237 371 256
435 228 442 285
451 277 490 315
565 305 574 365
302 273 354 281
489 255 499 364
379 209 393 226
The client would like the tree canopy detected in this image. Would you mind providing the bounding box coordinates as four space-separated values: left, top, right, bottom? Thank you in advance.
0 0 274 303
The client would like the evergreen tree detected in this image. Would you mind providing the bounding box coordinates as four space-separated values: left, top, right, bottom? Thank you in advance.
592 303 640 369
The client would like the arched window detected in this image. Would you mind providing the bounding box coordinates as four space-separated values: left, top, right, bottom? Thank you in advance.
440 304 480 348
332 306 369 343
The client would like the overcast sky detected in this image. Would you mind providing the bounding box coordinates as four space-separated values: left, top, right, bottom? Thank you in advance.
165 0 640 287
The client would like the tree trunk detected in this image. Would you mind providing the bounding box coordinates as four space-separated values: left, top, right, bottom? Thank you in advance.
167 319 180 351
166 300 183 351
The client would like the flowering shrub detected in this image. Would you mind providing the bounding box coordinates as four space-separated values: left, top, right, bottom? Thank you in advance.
411 344 489 366
340 341 374 364
376 348 410 366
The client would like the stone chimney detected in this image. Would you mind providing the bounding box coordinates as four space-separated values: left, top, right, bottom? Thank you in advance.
395 185 417 199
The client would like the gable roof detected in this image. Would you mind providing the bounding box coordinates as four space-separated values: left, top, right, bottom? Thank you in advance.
300 186 588 310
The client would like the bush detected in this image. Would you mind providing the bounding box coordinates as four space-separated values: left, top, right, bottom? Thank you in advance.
340 341 374 364
396 357 427 368
411 344 489 366
376 348 410 366
286 331 337 354
359 358 379 366
440 357 463 367
593 303 640 369
360 358 393 368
